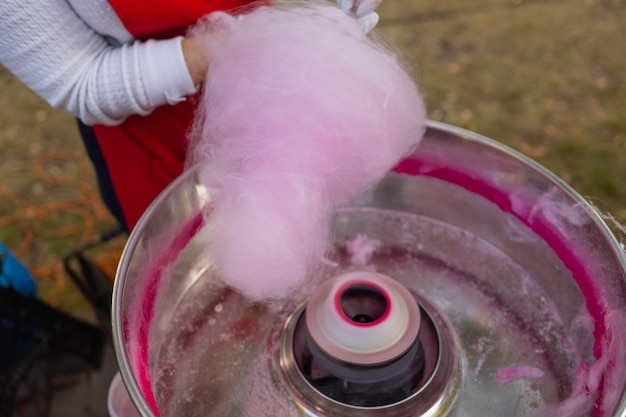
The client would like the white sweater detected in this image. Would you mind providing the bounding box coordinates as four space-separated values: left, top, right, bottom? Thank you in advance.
0 0 197 126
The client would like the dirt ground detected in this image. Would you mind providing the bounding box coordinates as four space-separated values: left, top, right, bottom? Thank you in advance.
1 0 625 311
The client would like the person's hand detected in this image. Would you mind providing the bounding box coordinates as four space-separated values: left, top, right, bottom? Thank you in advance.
337 0 383 33
181 36 211 86
183 11 239 86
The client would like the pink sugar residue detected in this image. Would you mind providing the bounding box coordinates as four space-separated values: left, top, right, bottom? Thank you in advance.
346 234 381 267
124 214 204 416
494 365 545 384
395 156 626 416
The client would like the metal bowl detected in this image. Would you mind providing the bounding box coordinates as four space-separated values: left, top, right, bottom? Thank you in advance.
112 121 626 417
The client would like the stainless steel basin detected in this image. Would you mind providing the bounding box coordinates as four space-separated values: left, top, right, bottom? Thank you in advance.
112 121 626 417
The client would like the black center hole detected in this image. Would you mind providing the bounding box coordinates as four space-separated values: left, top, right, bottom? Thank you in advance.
340 284 388 324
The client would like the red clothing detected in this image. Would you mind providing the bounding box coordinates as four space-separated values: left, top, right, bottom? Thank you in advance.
108 0 258 39
92 0 259 230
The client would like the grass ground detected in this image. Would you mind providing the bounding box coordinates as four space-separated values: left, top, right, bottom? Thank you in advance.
379 0 626 221
0 0 625 310
0 65 119 314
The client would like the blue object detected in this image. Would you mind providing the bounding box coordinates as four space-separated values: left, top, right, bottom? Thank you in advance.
0 243 37 298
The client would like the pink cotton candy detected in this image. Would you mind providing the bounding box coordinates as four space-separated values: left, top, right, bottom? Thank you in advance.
187 1 426 300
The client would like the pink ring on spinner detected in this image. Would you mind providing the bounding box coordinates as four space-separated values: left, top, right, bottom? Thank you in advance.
333 280 392 327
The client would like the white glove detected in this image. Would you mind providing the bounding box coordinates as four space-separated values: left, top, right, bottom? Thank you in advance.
337 0 383 33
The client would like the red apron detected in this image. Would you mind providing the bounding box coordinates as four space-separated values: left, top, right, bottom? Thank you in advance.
93 0 260 230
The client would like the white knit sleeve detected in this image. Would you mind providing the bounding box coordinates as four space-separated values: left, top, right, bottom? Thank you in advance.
138 37 199 109
0 0 198 126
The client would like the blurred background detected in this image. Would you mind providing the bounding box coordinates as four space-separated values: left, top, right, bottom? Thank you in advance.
0 0 624 415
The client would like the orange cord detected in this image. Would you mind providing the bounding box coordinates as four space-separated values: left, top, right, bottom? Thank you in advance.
0 150 119 303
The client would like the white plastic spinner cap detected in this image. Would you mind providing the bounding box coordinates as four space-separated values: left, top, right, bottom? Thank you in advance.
305 271 420 365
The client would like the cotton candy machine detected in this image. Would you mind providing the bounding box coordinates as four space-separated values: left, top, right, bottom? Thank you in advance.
111 121 626 417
